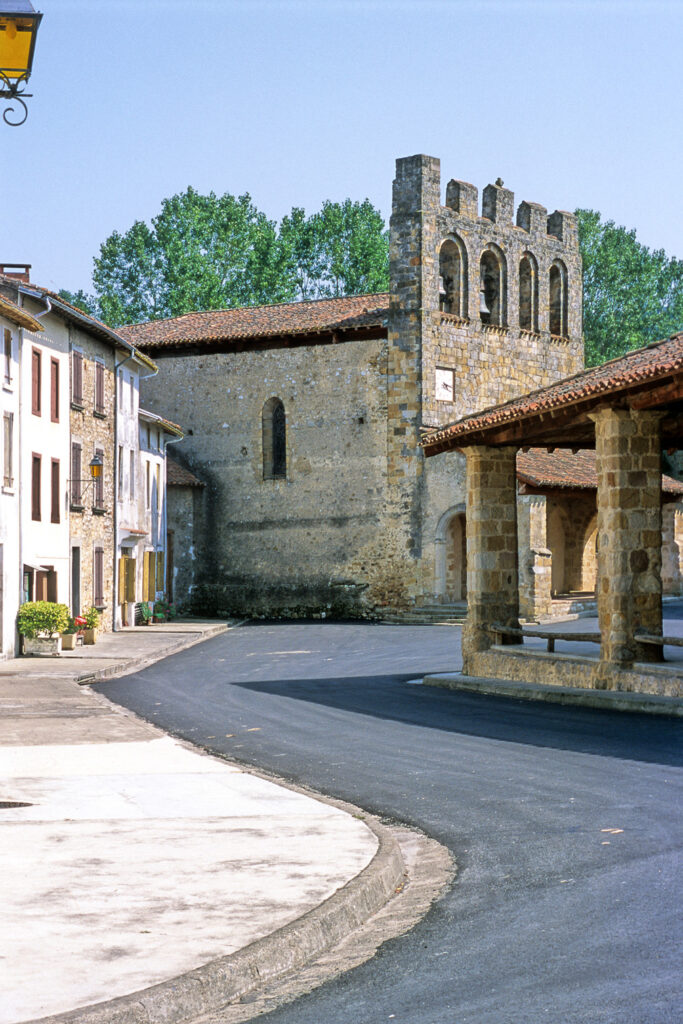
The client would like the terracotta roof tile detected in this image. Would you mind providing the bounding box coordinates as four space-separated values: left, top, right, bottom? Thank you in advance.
517 448 683 496
422 333 683 450
167 456 204 487
118 293 390 349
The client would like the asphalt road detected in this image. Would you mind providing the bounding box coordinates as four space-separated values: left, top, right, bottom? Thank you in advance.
96 622 683 1024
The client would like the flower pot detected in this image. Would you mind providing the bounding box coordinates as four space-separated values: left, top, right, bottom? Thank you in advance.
24 635 62 657
84 628 98 645
61 633 77 651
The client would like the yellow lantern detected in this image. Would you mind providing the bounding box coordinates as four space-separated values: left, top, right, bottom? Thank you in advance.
0 1 42 125
89 455 104 480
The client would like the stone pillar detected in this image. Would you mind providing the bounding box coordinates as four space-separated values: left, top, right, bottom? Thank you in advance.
463 446 520 663
591 408 664 665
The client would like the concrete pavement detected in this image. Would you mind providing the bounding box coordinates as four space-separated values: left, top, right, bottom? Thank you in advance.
0 622 412 1024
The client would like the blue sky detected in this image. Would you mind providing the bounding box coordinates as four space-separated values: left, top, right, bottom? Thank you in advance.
2 0 682 295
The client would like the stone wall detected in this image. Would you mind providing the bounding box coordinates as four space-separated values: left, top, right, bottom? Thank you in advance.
69 325 116 631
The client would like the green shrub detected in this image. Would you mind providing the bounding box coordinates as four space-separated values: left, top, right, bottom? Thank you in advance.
17 602 69 638
84 606 100 630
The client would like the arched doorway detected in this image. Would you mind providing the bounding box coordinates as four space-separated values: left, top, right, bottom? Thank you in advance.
434 505 467 603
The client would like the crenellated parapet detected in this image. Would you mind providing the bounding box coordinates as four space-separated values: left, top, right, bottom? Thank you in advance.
389 154 584 429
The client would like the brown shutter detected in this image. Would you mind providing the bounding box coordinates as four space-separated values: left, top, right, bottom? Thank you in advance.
32 349 41 415
126 558 137 602
51 459 60 523
94 447 104 508
96 362 105 413
47 570 57 603
31 454 41 520
72 351 83 405
4 329 11 383
50 359 59 422
71 443 82 505
94 547 104 606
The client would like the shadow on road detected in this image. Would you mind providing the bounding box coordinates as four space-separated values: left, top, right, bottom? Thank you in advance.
234 673 683 767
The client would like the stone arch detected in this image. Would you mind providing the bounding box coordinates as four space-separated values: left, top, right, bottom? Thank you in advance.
434 504 467 602
262 397 286 480
549 259 568 337
479 245 507 327
581 512 598 593
519 252 539 332
548 504 568 595
438 236 468 317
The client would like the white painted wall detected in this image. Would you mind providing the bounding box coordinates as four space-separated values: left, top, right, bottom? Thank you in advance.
0 314 21 656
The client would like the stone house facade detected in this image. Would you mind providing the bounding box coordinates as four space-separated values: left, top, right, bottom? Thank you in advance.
121 153 600 619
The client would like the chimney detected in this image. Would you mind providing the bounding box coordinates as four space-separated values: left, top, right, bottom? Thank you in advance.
0 263 31 284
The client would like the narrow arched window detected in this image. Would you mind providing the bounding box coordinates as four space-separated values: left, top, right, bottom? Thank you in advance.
549 261 568 337
519 253 538 332
262 398 286 479
439 237 467 316
479 248 506 326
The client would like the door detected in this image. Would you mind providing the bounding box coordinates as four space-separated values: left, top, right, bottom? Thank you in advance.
71 547 80 616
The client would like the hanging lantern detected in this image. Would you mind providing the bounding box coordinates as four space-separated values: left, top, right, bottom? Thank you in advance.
0 1 43 126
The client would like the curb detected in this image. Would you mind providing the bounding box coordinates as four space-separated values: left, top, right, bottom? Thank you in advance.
25 812 405 1024
423 671 683 716
75 622 233 685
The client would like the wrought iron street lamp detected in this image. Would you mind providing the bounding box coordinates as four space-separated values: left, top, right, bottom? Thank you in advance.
0 1 42 126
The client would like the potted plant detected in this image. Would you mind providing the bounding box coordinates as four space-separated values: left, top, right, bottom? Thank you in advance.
61 616 79 651
17 601 69 656
83 606 100 645
153 598 176 623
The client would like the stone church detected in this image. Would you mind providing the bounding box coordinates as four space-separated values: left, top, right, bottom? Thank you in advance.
121 154 683 620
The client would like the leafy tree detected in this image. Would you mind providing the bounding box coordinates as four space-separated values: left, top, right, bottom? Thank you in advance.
57 288 99 318
576 209 683 365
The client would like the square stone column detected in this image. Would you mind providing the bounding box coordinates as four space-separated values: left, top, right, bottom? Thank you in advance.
463 446 520 663
591 408 664 665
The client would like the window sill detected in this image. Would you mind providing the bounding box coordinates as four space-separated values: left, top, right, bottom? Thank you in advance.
71 401 84 412
93 409 107 419
2 381 14 392
70 503 85 513
2 484 15 494
92 506 108 516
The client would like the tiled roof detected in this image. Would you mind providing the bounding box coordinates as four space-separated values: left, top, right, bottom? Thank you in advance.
118 293 390 349
139 407 184 437
422 333 683 452
0 293 44 332
167 456 204 487
518 448 683 496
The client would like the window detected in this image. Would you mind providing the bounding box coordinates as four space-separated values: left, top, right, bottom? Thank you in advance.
146 460 150 507
72 350 83 406
154 462 160 512
31 454 41 520
262 398 287 480
71 442 82 506
94 361 105 415
439 237 468 316
4 328 12 384
50 358 59 422
549 261 568 337
129 449 135 499
479 248 507 327
51 459 60 523
31 348 41 415
93 447 104 509
117 446 124 499
129 374 135 413
3 413 13 487
118 371 123 410
518 254 538 332
436 367 455 402
93 546 104 607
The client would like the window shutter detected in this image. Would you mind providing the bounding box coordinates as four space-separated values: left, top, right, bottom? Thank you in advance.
94 547 104 606
71 443 82 505
32 349 41 415
51 359 59 422
3 413 13 488
125 558 136 602
72 351 83 405
31 454 41 520
94 447 104 508
118 557 126 603
156 551 164 591
51 459 60 523
4 329 11 384
95 362 105 414
142 552 149 601
148 552 156 600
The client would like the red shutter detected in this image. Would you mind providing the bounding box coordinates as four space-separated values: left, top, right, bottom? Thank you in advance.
51 359 59 422
51 459 60 523
31 454 41 520
72 351 83 405
32 349 41 415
